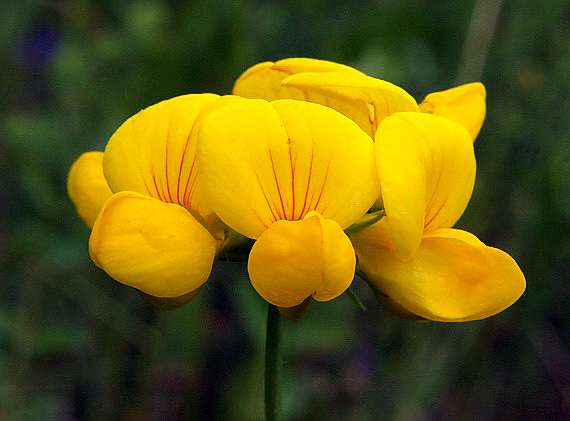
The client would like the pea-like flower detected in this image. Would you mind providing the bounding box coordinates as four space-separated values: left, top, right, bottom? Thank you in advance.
68 58 524 322
69 93 379 310
352 112 525 321
233 58 525 321
68 94 242 304
195 98 379 308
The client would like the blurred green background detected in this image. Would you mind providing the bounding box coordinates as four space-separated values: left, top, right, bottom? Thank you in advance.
1 0 569 419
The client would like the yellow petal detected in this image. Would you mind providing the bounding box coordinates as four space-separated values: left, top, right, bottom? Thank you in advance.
197 98 379 238
271 57 363 74
419 82 486 140
248 211 355 307
424 227 484 246
352 225 526 322
89 191 217 297
103 94 238 217
282 72 419 137
233 58 362 101
67 151 113 228
374 112 476 259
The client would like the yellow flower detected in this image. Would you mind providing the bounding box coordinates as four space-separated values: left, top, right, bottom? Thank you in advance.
68 94 240 301
350 112 525 321
196 97 379 308
68 58 522 321
69 92 379 311
233 58 485 141
234 58 523 321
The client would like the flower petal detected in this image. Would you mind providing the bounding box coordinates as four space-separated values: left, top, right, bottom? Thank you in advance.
89 191 217 297
67 151 113 228
352 224 526 322
419 82 486 140
197 98 379 238
103 94 238 217
282 72 419 137
233 58 362 101
375 112 476 259
248 212 355 307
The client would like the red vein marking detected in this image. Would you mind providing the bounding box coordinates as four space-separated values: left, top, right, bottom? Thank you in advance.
154 168 168 202
142 179 153 196
313 158 331 211
254 170 280 222
159 174 169 202
425 156 445 221
269 148 288 220
182 156 197 206
288 138 296 219
165 148 174 203
138 164 158 198
245 203 271 231
424 198 447 229
176 145 187 203
164 116 175 203
299 148 314 218
403 115 446 222
152 173 164 201
177 124 195 204
306 190 317 215
254 213 269 230
137 153 154 198
185 171 198 209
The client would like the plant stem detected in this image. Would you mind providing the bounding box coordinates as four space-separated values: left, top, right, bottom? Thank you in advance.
344 210 386 235
265 304 283 421
346 287 368 312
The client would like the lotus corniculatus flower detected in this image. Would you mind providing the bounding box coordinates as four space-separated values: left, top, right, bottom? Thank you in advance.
232 58 524 321
68 94 243 307
351 112 525 321
196 98 379 308
68 93 379 312
69 58 524 321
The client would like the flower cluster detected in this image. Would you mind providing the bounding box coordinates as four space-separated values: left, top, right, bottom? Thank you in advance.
68 58 525 321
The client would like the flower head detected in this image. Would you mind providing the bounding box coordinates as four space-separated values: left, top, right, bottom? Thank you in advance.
68 58 524 322
68 94 239 301
350 112 525 321
234 58 524 321
196 98 379 307
69 92 379 310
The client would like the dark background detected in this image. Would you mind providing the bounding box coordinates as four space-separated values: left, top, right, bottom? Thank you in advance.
1 0 569 419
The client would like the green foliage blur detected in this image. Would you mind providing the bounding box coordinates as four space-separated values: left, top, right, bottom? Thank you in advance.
1 0 569 419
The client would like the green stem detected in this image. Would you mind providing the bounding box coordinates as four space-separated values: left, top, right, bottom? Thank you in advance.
346 286 368 312
344 210 386 235
265 304 283 421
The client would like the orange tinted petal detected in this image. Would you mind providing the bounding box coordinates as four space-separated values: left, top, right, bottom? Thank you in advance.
352 225 526 322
